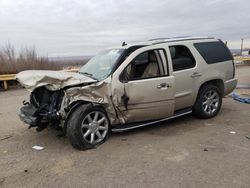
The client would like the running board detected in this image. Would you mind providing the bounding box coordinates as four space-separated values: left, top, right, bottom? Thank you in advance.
112 108 192 132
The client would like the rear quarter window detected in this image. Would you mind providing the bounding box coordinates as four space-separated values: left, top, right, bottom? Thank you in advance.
194 41 233 64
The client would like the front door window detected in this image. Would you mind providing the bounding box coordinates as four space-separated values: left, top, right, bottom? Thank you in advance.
123 50 165 81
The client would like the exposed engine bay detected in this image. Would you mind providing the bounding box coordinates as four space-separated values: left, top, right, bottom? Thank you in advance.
20 87 64 131
17 70 122 134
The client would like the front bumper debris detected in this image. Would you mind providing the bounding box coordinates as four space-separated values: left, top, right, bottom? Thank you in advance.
19 111 38 125
19 105 38 125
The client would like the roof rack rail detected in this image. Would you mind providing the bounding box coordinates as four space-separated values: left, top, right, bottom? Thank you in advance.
150 36 214 44
149 37 170 41
149 36 191 41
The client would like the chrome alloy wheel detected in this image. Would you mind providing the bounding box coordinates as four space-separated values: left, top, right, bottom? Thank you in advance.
81 111 109 144
202 90 219 115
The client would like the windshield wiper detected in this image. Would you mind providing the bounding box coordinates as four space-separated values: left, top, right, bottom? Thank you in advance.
79 72 97 80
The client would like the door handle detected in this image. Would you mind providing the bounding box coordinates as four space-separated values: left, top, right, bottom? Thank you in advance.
191 72 202 78
157 83 171 89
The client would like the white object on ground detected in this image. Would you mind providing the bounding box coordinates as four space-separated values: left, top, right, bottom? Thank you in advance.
230 131 236 134
32 145 44 150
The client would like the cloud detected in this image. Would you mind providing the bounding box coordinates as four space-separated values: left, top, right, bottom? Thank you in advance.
0 0 249 56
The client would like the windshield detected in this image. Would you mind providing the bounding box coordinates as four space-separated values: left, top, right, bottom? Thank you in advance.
79 49 125 80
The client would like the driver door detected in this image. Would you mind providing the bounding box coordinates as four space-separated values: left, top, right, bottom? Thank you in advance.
112 47 175 124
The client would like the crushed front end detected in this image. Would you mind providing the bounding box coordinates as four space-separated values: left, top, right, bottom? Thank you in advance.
19 87 64 131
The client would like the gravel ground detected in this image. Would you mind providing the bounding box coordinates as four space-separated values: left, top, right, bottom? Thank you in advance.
0 66 250 188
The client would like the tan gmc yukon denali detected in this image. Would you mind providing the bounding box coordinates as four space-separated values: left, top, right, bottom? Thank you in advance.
17 36 237 150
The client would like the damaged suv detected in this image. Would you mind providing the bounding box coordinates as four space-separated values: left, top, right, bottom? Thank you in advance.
17 37 237 150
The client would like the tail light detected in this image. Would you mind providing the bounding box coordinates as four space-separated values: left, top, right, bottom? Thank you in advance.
232 59 235 78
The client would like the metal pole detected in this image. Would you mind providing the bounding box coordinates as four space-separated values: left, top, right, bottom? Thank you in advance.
240 38 244 56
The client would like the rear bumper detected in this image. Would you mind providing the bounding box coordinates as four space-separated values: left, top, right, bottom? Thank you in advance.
224 78 238 96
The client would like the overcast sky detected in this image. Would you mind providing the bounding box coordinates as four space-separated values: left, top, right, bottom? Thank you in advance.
0 0 250 56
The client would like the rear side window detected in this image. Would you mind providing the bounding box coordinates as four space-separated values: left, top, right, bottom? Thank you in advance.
194 41 233 64
169 45 196 71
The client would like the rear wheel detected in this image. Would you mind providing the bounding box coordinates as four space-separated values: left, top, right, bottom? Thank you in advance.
67 104 110 150
193 85 222 118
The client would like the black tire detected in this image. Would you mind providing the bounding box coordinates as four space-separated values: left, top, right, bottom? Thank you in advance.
192 84 222 119
67 104 111 150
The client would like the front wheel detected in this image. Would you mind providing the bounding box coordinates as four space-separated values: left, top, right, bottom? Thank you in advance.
193 85 222 118
67 104 110 150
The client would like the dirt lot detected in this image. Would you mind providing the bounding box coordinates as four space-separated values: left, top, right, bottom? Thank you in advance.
0 66 250 188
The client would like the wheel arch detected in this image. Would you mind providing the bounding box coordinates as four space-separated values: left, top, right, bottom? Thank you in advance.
194 79 224 104
192 79 223 118
62 100 107 135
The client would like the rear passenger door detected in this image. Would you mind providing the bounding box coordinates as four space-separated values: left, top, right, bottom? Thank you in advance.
168 45 199 110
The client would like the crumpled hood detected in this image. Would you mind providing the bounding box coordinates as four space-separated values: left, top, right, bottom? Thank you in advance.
16 70 96 91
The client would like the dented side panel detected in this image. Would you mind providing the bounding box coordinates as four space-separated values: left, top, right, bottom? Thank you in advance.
116 77 175 123
61 77 121 125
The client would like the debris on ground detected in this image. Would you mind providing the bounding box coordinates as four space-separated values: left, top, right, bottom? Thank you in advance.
204 148 208 151
231 92 250 104
246 135 250 140
32 145 44 151
230 131 236 134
